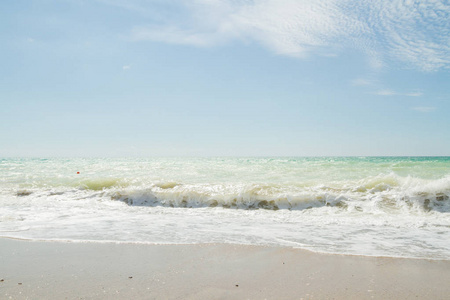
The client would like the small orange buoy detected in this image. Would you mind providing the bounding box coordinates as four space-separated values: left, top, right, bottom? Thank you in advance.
77 172 80 174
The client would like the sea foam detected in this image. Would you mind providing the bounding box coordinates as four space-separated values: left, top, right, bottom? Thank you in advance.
1 157 449 259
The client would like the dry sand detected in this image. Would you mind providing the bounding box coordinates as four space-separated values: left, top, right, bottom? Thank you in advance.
1 238 449 299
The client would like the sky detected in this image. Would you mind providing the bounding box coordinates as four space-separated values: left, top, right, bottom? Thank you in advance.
1 0 449 157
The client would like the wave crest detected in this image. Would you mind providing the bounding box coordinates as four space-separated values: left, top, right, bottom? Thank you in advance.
106 175 450 213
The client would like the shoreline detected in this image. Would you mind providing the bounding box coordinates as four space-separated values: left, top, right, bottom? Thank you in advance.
2 236 449 262
1 238 450 299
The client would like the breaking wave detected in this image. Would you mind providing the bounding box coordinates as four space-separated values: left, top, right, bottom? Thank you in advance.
91 174 450 213
2 157 450 260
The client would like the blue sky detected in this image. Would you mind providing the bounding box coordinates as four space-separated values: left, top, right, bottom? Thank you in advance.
1 0 449 157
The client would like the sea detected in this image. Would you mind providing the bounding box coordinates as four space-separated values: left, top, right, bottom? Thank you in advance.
1 157 449 260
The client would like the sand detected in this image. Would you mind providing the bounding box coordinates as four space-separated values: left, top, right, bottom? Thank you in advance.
1 238 449 299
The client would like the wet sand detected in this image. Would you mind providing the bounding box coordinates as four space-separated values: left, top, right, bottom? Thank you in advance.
1 238 449 299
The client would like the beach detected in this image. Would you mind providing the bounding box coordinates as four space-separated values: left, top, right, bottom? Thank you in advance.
3 0 449 297
1 157 449 298
2 238 450 299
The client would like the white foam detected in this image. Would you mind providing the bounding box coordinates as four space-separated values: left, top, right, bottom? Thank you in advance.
1 157 449 259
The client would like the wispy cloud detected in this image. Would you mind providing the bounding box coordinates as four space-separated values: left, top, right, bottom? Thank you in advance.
101 0 450 71
351 78 375 86
129 0 367 58
405 92 423 97
375 89 396 96
374 89 423 97
412 107 436 112
369 0 450 72
122 65 131 70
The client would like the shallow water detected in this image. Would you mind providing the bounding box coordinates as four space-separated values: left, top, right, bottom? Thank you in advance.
1 157 449 259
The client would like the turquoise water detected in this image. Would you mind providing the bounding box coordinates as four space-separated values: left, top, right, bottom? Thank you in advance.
1 157 449 259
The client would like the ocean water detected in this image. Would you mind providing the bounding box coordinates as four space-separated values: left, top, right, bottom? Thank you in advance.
1 157 449 260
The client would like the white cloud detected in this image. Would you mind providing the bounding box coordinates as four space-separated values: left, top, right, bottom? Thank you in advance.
130 0 368 58
122 65 131 70
102 0 450 71
375 89 396 96
412 107 436 112
405 92 423 97
362 0 450 72
351 78 374 86
374 89 423 97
